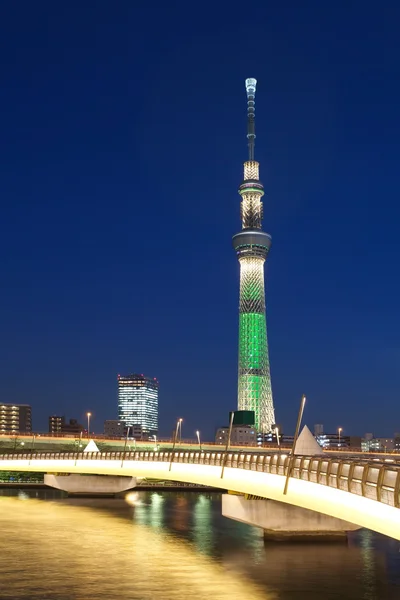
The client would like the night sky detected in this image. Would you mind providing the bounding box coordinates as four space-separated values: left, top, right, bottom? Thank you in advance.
1 1 400 439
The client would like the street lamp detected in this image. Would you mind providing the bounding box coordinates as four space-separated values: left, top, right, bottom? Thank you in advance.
275 427 280 447
87 412 91 439
169 418 183 471
153 435 157 450
283 393 306 496
196 430 202 452
178 418 183 445
338 427 343 448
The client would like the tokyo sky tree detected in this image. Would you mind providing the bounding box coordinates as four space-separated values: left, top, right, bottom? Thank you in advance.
232 78 275 433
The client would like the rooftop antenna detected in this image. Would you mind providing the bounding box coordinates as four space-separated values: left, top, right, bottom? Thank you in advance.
245 78 257 160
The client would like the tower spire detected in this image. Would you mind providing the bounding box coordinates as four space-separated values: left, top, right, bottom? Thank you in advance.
245 78 257 160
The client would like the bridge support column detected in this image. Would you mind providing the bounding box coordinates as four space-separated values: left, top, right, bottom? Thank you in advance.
44 474 137 496
222 494 361 542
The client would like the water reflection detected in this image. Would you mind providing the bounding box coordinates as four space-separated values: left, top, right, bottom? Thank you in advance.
0 496 269 600
0 490 400 599
193 494 212 555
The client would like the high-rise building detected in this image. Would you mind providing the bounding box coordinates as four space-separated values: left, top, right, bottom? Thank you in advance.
117 374 158 435
0 403 32 434
232 78 275 433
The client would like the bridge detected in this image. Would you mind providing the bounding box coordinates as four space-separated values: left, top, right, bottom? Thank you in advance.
1 449 400 541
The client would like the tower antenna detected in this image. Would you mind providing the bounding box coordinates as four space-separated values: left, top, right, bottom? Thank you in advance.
245 78 257 160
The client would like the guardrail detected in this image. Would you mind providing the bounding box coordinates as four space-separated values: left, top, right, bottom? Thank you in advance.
1 450 399 509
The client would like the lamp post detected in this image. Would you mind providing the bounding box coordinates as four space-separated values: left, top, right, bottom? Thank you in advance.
87 412 91 439
338 427 343 449
178 418 183 444
283 394 306 495
196 430 202 452
221 411 235 479
169 418 182 471
122 426 131 467
153 435 157 451
28 434 36 466
275 427 280 447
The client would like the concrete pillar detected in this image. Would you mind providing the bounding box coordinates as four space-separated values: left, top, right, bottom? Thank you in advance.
222 494 361 542
44 474 137 496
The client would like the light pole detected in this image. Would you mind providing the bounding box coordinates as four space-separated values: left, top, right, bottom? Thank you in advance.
178 418 183 444
153 435 157 451
122 426 131 467
221 411 235 479
28 434 36 466
169 418 182 471
275 427 280 447
283 394 306 495
87 412 91 439
196 430 202 452
338 427 343 449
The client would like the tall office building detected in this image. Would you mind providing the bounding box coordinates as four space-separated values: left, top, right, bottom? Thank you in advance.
232 78 275 433
117 374 158 434
0 403 32 433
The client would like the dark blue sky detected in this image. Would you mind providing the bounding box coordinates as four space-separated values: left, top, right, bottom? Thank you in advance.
1 1 399 438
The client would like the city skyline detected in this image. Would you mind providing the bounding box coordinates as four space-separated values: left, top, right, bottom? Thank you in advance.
1 3 400 439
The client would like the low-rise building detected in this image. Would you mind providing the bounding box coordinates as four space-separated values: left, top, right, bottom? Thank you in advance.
361 436 394 452
61 418 85 435
49 415 65 434
316 432 351 450
104 420 125 437
215 425 257 446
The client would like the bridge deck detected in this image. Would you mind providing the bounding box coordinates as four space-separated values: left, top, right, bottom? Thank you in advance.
1 449 400 540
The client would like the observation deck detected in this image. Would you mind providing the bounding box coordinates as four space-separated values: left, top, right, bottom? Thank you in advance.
232 229 272 259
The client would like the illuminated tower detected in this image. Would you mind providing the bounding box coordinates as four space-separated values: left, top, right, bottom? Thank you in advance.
232 78 275 433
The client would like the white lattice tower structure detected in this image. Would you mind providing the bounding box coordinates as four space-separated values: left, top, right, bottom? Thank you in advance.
232 78 275 433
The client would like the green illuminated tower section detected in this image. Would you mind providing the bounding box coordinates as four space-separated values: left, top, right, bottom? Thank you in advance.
232 78 275 433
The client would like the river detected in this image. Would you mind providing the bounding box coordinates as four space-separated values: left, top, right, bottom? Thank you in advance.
0 489 399 599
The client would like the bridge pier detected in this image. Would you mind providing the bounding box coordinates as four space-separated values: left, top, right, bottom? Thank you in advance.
222 494 361 542
44 474 137 496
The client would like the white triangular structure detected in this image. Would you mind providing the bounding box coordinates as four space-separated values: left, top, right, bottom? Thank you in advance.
294 425 324 456
83 439 100 453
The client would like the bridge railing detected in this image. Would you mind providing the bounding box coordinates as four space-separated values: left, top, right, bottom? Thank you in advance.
1 450 400 509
